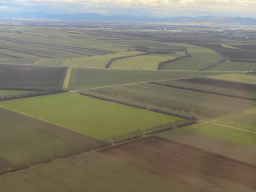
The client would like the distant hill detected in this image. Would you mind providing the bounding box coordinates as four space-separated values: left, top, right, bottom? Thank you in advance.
1 12 256 26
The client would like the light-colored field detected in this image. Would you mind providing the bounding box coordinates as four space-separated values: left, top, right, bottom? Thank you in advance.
221 44 240 49
209 60 256 71
62 67 72 90
110 52 185 70
62 51 142 68
33 58 69 66
0 93 180 140
207 73 256 84
0 152 194 192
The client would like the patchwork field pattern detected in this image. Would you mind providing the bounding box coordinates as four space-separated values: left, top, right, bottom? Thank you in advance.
68 67 231 91
0 107 97 174
161 44 224 70
93 83 254 120
207 73 256 84
0 93 180 140
208 60 256 71
0 64 68 91
62 51 143 68
110 52 184 70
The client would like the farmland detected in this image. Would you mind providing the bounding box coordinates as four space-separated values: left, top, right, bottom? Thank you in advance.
0 64 68 91
151 79 256 100
0 152 195 192
161 44 224 70
207 73 256 84
67 67 231 91
99 136 256 191
110 52 185 70
91 83 255 120
208 60 256 71
0 93 181 140
62 51 143 68
1 22 256 191
0 107 95 175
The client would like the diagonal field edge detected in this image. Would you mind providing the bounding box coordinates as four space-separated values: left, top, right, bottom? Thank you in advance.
0 107 100 145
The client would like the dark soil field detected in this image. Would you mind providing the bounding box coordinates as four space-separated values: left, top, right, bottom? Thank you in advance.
180 77 256 92
99 136 256 192
0 64 68 91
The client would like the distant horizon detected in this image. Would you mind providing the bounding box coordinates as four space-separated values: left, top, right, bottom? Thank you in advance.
1 1 256 19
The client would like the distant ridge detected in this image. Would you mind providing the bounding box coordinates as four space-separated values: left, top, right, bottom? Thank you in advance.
1 12 256 26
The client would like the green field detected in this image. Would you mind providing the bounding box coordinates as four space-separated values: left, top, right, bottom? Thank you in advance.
161 44 224 70
0 152 194 192
0 93 180 140
110 52 185 70
62 51 143 68
208 73 256 84
0 107 84 174
68 67 231 91
221 44 240 49
208 60 256 71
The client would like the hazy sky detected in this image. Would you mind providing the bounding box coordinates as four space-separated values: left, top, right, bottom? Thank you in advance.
1 0 256 18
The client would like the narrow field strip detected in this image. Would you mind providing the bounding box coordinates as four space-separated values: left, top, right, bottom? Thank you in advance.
62 67 72 90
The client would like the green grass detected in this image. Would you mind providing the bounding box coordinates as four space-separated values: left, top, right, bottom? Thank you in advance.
62 51 142 68
186 121 256 147
207 73 256 84
0 152 195 192
208 60 256 71
162 44 224 70
110 52 184 70
68 67 232 91
0 93 180 140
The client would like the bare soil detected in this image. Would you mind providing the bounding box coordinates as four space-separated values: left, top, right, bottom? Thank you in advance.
99 136 256 192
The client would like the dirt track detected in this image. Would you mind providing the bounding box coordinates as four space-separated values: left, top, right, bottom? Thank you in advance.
99 136 256 192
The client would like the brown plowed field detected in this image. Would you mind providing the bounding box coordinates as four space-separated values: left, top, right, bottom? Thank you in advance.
0 64 67 91
180 77 256 92
99 136 256 192
0 107 100 145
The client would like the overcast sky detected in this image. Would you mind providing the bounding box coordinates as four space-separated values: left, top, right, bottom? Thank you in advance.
1 0 256 18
